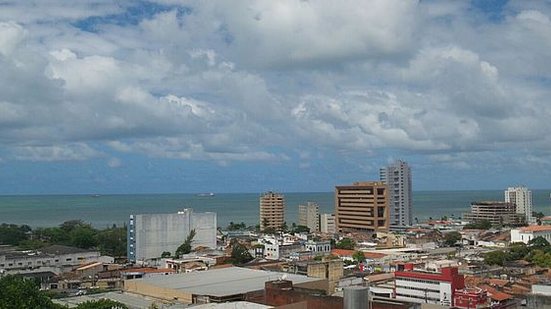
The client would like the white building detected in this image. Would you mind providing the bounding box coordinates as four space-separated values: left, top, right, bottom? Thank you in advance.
380 160 413 227
128 209 217 263
320 213 336 234
511 226 551 244
505 186 533 223
298 202 319 232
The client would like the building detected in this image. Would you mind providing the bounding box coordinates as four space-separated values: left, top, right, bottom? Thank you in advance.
463 201 524 227
320 213 336 234
123 267 326 304
511 225 551 244
335 181 389 233
394 263 465 307
380 160 413 227
505 186 533 223
260 191 285 231
453 287 489 309
0 245 106 273
128 209 217 263
298 202 320 232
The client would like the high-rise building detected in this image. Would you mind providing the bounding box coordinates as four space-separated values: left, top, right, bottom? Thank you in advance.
298 202 320 232
463 201 525 227
128 209 217 263
320 213 336 234
380 160 412 227
505 186 533 223
334 181 389 233
260 191 285 231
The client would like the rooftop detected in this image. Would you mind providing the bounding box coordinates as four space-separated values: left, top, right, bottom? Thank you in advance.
519 225 551 232
131 267 322 297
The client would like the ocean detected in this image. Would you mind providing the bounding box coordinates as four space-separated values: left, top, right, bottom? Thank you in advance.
0 190 550 229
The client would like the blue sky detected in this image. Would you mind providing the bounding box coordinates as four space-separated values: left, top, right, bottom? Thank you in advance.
1 0 551 194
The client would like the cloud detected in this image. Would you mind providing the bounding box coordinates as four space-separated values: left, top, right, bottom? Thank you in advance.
0 0 550 179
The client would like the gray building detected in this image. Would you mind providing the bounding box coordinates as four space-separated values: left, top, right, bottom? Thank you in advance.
128 209 217 263
298 202 319 232
380 160 412 227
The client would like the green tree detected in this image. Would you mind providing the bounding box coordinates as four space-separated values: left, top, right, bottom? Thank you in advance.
293 225 311 234
484 250 508 266
280 221 288 232
70 225 99 249
0 224 30 245
231 242 253 264
509 242 530 260
352 250 365 264
0 275 63 309
335 238 356 250
528 236 551 251
443 231 462 247
175 229 196 257
75 299 128 309
464 220 492 230
96 226 127 256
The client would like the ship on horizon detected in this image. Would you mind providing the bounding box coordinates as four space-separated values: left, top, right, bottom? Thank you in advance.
197 192 215 197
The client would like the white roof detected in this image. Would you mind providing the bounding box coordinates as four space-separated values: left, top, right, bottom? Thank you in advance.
135 267 321 297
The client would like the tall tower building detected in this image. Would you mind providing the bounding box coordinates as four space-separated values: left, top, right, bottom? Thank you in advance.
320 213 336 234
505 186 533 223
298 202 320 232
260 191 285 231
380 160 412 227
335 181 389 233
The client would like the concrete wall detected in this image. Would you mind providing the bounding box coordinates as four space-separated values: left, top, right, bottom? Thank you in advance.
124 280 193 303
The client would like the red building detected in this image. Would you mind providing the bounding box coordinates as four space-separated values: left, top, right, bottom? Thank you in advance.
394 263 465 306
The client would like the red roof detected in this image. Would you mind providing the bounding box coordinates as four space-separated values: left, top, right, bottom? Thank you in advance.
519 225 551 232
479 285 513 302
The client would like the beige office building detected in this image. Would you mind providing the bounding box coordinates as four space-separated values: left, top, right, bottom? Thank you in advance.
463 201 525 227
335 182 389 233
260 191 285 230
298 202 320 232
320 213 336 234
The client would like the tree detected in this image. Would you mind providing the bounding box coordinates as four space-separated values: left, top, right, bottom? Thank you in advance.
335 238 356 250
161 251 171 258
293 225 310 234
75 299 128 309
96 226 127 256
175 229 196 257
70 225 99 249
0 275 63 309
352 250 365 264
0 224 30 245
533 211 546 219
508 242 529 260
280 221 288 232
231 242 253 264
464 220 492 230
484 250 508 266
443 231 462 247
528 236 551 251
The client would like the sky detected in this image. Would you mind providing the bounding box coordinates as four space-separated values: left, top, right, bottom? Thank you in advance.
1 0 551 194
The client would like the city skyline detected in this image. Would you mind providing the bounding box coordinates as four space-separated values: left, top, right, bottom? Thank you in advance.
2 1 551 194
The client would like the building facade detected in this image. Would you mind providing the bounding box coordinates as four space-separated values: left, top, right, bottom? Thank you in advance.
320 213 336 234
394 263 465 307
128 209 217 263
505 186 533 223
463 201 524 227
380 160 412 227
260 191 285 231
511 225 551 244
334 181 389 233
298 202 320 232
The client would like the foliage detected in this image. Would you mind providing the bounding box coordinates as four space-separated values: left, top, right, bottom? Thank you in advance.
280 221 288 232
352 250 365 264
230 242 254 264
74 299 128 309
161 251 171 258
313 255 324 261
508 242 530 260
335 238 356 250
527 249 551 268
533 211 546 219
262 227 277 235
226 222 247 231
292 225 311 234
96 225 127 256
0 275 64 309
528 236 551 251
0 224 31 246
443 231 462 247
484 250 508 266
464 220 492 230
175 229 196 257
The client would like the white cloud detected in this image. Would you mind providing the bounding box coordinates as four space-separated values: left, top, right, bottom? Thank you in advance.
11 143 102 162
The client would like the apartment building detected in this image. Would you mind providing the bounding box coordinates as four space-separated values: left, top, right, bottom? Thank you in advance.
260 191 285 231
